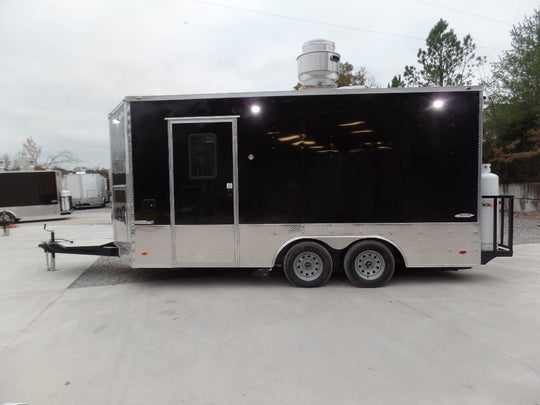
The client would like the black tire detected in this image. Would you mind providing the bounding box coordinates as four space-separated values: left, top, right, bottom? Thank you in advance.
344 240 395 288
283 241 333 288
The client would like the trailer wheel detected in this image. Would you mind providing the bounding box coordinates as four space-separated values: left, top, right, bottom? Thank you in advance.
283 241 333 288
0 211 16 224
344 240 395 288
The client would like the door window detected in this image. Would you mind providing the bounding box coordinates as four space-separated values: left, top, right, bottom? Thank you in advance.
188 133 217 179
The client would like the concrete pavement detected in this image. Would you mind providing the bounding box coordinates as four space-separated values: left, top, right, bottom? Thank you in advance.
0 211 539 404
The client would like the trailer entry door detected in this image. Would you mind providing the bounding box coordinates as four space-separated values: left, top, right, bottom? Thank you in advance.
167 116 239 266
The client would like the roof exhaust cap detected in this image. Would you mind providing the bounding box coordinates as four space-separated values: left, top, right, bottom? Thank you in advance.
297 39 340 89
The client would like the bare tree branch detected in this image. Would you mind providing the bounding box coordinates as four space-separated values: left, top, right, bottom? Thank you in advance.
21 137 42 164
43 151 80 169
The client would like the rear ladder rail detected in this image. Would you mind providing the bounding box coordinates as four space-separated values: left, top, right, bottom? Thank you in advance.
481 195 514 264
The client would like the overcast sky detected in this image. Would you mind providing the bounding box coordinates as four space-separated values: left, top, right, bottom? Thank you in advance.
1 0 538 169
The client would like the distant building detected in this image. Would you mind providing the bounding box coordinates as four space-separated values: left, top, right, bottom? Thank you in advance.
12 156 36 171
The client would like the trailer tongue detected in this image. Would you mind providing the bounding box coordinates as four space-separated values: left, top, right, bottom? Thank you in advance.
38 225 118 271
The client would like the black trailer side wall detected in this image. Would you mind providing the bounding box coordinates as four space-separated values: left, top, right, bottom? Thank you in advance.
0 171 58 206
128 90 480 225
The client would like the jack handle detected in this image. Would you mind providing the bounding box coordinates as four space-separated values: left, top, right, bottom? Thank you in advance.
43 224 73 244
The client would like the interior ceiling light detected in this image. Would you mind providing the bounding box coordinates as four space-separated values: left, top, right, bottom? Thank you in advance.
317 149 339 153
351 129 373 134
266 131 280 135
338 121 365 127
277 134 302 142
309 145 324 149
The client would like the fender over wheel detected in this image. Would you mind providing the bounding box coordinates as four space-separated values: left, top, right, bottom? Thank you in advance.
344 240 395 288
283 241 333 288
0 211 16 224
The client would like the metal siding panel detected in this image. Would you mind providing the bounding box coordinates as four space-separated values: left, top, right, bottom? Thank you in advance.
125 103 135 264
133 225 171 267
126 223 480 268
131 105 171 225
477 89 484 218
175 225 235 265
235 91 479 224
109 102 134 264
238 223 480 268
128 90 481 225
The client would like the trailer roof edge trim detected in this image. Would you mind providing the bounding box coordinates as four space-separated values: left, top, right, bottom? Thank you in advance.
108 100 125 118
120 85 484 104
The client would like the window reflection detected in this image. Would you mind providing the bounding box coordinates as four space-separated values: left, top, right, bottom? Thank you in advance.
188 133 217 179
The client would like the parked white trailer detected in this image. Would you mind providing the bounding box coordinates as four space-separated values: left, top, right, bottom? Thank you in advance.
64 172 109 208
0 170 72 222
39 39 514 287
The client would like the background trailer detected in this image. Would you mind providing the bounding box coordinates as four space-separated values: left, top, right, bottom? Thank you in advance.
0 170 72 222
64 172 109 208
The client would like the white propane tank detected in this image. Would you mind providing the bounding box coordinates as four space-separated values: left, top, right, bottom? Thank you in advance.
480 163 499 251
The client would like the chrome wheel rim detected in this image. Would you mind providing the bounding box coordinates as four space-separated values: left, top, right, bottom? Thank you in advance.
293 251 323 281
354 250 385 280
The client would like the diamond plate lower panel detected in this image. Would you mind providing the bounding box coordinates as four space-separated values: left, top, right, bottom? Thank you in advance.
238 223 481 268
133 226 171 267
175 225 236 266
128 223 481 269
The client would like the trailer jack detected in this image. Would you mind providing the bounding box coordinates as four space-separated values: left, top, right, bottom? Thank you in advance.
1 210 14 236
39 225 119 271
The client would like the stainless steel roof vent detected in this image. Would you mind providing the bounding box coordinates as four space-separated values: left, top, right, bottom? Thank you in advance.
297 39 340 88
